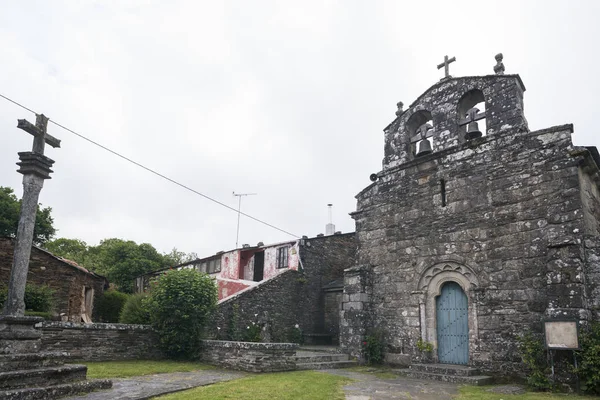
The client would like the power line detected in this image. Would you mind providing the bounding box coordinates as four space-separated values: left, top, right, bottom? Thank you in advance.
0 92 300 238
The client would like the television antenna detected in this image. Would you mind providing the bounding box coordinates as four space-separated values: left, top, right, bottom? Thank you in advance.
233 192 257 248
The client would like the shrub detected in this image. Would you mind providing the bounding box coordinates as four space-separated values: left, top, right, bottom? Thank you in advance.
146 269 218 359
416 338 434 353
119 293 151 325
517 331 552 391
364 329 385 365
244 321 262 342
576 322 600 395
24 284 55 312
0 284 55 313
288 325 304 344
94 290 129 323
227 303 242 341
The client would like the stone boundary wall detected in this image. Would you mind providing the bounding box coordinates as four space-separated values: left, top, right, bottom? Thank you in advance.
38 321 162 361
199 340 298 372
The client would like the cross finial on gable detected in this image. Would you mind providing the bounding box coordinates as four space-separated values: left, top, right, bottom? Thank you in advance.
437 55 456 80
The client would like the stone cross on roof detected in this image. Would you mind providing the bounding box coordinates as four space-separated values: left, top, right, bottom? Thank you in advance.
437 55 456 79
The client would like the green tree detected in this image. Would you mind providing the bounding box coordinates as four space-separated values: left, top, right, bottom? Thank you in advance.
163 247 198 266
86 238 170 293
0 186 56 245
44 238 89 265
146 269 217 359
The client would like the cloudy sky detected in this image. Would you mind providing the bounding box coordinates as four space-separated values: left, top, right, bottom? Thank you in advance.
1 1 599 257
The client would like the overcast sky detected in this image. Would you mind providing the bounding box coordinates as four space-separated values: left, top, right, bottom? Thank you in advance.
1 1 599 257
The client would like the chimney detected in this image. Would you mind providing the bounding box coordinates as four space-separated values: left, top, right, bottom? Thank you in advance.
325 203 335 236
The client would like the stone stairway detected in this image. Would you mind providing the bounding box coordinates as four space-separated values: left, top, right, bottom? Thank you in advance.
406 363 493 385
294 346 357 370
0 316 112 399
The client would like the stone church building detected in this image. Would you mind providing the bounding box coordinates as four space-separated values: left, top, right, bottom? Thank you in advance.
340 55 600 373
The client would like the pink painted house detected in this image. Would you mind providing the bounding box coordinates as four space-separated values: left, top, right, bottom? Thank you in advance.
137 240 300 300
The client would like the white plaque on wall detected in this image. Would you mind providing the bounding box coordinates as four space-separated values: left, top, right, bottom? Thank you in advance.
544 321 579 350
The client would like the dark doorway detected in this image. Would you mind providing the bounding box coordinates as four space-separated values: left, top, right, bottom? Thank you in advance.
253 252 264 282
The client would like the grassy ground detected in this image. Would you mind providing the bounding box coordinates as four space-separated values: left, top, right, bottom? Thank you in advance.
83 360 214 379
155 371 352 400
458 386 596 400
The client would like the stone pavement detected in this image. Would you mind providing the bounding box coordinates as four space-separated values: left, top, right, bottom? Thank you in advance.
60 367 476 400
63 369 246 400
321 369 460 400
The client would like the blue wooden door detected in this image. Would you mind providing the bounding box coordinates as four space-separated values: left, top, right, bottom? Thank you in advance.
436 282 469 364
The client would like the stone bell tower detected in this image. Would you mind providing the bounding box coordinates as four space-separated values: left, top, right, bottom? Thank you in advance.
382 54 528 170
342 53 600 378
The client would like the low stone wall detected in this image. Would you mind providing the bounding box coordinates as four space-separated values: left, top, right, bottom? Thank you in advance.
38 321 162 361
199 340 298 372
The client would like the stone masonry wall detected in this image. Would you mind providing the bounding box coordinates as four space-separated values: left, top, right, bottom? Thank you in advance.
298 233 356 335
340 265 371 361
0 238 106 321
39 321 162 361
352 123 594 374
207 270 304 342
199 340 298 372
584 236 600 320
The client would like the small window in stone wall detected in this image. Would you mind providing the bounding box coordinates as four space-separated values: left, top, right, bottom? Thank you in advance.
277 246 289 269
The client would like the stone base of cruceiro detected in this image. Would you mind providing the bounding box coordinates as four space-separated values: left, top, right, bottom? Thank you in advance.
0 315 112 399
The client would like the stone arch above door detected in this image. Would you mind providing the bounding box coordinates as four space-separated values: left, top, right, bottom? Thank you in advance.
415 261 480 364
417 262 479 293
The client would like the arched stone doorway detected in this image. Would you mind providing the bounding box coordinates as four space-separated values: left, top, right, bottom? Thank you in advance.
416 262 479 365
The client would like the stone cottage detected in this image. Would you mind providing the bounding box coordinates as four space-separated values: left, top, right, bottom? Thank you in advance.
341 55 600 374
0 237 108 322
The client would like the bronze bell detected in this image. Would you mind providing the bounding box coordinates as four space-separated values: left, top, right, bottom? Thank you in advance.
465 121 482 140
416 138 433 156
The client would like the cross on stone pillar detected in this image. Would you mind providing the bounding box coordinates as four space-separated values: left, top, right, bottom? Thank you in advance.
437 55 456 79
2 114 60 317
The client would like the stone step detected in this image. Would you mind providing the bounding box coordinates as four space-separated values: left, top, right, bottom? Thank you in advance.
294 353 349 363
0 352 68 373
0 364 87 390
296 360 358 370
405 370 493 385
297 345 343 354
0 379 112 400
409 363 481 377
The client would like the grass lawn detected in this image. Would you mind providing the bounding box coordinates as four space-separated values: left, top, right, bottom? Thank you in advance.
458 386 597 400
155 370 352 400
83 360 214 379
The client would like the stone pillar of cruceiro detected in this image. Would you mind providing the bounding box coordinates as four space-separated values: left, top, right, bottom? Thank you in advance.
0 114 60 354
